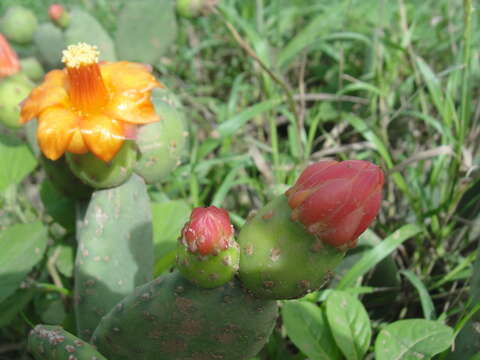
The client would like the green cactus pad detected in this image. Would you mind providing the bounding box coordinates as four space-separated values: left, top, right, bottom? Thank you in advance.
1 6 38 44
0 75 34 129
66 141 136 189
74 174 153 339
92 271 277 360
64 8 116 61
238 195 345 299
28 324 107 360
134 89 188 183
115 0 177 64
19 57 45 82
177 242 240 288
33 23 65 69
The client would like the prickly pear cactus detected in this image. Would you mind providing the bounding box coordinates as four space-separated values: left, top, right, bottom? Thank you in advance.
91 271 278 360
115 0 177 64
33 23 65 69
177 206 239 288
74 174 153 339
66 141 137 189
28 325 107 360
0 74 34 129
1 5 38 44
64 8 116 61
134 88 188 183
19 57 44 82
238 195 345 299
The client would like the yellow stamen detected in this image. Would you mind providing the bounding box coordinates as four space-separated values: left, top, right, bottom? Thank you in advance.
62 43 108 113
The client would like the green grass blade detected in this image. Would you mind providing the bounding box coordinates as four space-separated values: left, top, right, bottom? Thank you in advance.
401 270 436 320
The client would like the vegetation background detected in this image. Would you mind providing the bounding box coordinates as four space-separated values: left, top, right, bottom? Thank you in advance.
0 0 479 359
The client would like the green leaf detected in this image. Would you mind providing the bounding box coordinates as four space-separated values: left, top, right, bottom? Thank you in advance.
55 243 75 278
0 133 37 192
0 288 34 328
0 221 48 303
375 319 454 360
40 179 76 231
337 224 423 289
325 290 371 360
401 270 436 320
282 301 342 360
151 200 191 274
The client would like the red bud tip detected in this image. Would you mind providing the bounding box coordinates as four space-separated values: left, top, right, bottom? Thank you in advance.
48 4 64 21
285 160 384 249
0 34 20 78
181 206 234 256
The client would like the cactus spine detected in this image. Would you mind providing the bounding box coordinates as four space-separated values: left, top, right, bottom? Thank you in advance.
92 271 278 360
74 174 153 339
28 325 106 360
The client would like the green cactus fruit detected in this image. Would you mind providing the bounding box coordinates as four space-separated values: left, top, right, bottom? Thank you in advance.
66 141 136 189
0 74 34 129
75 174 153 340
48 4 70 29
0 6 38 45
91 271 278 360
177 206 239 288
134 88 188 183
176 0 218 18
20 57 45 82
40 155 93 200
33 23 65 69
28 324 107 360
238 195 345 299
64 8 116 61
115 0 177 64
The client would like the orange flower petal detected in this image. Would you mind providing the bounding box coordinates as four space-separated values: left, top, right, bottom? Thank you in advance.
101 61 161 93
20 70 69 123
80 114 125 162
105 91 160 124
67 129 89 155
37 106 78 160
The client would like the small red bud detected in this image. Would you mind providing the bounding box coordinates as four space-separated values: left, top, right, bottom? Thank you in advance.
0 34 20 78
48 4 70 29
285 160 384 249
181 206 234 256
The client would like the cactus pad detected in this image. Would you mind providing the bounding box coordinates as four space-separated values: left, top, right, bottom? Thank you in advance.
92 271 278 360
74 174 153 339
33 23 65 69
238 195 345 299
28 325 106 360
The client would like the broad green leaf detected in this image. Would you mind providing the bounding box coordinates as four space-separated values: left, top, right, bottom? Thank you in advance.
325 291 371 360
337 224 423 289
55 243 75 278
40 179 76 231
375 319 454 360
151 200 191 273
0 133 37 192
282 301 342 360
0 222 48 303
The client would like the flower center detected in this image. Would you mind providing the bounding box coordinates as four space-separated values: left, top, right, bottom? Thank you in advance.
62 43 109 114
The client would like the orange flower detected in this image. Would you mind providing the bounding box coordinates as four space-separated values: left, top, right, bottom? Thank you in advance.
0 33 20 78
20 43 162 162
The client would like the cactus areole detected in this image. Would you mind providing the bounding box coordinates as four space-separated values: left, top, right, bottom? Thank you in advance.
238 159 384 299
177 206 240 288
20 42 162 162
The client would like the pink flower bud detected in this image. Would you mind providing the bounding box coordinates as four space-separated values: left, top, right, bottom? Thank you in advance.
0 34 20 78
48 4 70 28
181 206 234 256
285 160 384 249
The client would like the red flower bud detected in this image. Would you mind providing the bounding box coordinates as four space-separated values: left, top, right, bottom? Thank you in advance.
0 34 20 78
285 160 384 249
181 206 234 256
48 4 70 28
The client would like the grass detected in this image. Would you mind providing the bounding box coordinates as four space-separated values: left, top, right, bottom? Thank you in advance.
0 0 479 358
